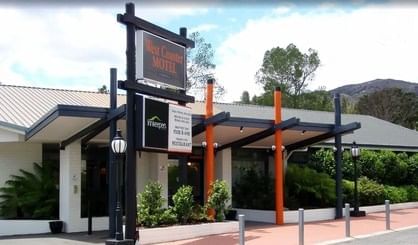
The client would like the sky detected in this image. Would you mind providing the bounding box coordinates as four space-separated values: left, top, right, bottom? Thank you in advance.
1 0 418 102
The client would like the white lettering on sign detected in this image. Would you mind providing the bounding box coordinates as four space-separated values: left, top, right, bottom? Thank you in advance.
168 104 192 153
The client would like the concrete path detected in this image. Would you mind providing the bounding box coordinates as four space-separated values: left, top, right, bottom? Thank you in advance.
332 227 418 245
1 208 418 244
169 207 418 245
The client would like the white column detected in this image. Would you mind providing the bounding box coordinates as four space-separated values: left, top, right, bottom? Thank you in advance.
59 142 82 232
215 148 232 206
136 152 168 206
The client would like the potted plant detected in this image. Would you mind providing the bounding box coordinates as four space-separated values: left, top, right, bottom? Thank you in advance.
49 220 63 233
207 180 231 222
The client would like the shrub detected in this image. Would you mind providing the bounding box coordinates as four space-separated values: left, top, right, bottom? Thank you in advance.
357 150 381 181
137 182 177 227
342 179 354 206
378 151 408 185
308 148 335 177
358 177 385 205
406 154 418 186
172 185 194 224
190 204 209 223
232 166 274 210
403 185 418 201
0 162 59 219
285 164 335 209
384 186 408 203
207 180 230 222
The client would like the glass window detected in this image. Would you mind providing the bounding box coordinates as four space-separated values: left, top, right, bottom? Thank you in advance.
231 148 275 210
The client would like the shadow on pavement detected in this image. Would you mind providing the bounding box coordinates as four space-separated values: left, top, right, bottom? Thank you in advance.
0 230 109 244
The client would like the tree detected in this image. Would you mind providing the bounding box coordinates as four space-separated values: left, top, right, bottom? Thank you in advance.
187 32 225 100
97 85 109 93
255 43 320 107
356 88 418 129
240 91 251 104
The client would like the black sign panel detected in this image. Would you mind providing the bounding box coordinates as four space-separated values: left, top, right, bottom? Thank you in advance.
143 98 169 150
137 31 186 89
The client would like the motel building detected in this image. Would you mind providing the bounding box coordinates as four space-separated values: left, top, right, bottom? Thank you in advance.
0 82 418 236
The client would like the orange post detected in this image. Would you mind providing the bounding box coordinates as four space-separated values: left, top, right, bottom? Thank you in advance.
274 87 284 225
205 79 215 218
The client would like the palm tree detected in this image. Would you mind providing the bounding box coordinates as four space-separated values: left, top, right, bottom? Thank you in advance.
0 162 59 219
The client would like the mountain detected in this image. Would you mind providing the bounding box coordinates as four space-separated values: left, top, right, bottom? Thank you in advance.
330 79 418 100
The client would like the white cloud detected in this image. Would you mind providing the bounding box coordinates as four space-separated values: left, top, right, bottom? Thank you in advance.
0 5 207 91
215 4 418 102
189 23 218 33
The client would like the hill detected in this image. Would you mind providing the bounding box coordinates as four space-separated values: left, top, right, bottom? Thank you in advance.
330 79 418 100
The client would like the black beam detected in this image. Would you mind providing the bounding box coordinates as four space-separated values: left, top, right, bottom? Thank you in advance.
286 122 361 152
192 112 230 136
117 13 194 48
118 80 195 104
292 122 334 132
124 2 137 241
108 67 117 238
79 105 126 146
334 93 343 219
217 117 300 151
221 117 273 128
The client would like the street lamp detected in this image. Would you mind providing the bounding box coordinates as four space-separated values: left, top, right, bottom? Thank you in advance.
111 129 127 240
350 141 366 217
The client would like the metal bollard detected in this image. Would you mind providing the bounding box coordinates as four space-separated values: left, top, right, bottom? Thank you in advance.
239 214 245 245
385 200 390 230
345 203 350 237
299 208 304 245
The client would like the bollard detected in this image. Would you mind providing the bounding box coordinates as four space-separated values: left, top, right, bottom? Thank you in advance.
239 214 245 245
299 208 304 245
345 203 350 237
385 200 390 230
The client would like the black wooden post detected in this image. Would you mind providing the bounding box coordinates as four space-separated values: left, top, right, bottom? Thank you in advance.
108 68 117 237
125 2 137 241
334 93 343 219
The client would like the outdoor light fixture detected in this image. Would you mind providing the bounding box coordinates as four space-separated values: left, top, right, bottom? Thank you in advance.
239 126 244 133
110 129 127 241
201 141 207 148
281 145 285 151
111 129 127 154
271 145 276 151
301 130 306 135
213 142 219 149
350 141 366 217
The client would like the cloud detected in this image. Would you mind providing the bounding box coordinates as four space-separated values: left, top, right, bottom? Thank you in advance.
0 5 207 91
215 4 418 102
189 23 219 33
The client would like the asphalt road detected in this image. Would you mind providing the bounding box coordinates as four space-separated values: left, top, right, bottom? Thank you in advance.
336 227 418 245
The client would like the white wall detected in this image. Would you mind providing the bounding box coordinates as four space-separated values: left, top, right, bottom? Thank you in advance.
137 152 169 203
0 128 24 142
0 142 42 188
216 148 232 206
0 220 53 236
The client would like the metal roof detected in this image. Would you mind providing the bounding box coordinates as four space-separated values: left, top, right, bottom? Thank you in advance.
215 103 418 151
0 84 417 151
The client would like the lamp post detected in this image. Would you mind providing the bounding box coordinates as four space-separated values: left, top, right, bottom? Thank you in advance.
350 141 366 217
110 129 127 240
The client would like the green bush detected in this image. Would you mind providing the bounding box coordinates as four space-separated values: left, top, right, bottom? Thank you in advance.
378 151 408 185
384 186 408 203
308 148 335 177
358 177 385 205
232 166 274 210
357 150 381 181
190 204 209 223
403 185 418 201
342 179 354 206
285 164 336 209
207 180 230 222
406 154 418 186
172 185 194 224
0 162 59 219
137 182 177 227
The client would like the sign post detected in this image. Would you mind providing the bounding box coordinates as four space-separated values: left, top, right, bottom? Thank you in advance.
116 2 195 243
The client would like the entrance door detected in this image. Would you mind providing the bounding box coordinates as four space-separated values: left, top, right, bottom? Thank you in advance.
168 156 204 205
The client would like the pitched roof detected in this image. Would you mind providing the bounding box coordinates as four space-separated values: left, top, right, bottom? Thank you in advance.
0 84 417 151
215 102 418 150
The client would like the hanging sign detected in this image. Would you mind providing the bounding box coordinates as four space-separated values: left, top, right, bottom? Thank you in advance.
140 97 191 153
136 30 186 89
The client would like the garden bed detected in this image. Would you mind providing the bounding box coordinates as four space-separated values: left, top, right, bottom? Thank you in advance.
137 221 239 244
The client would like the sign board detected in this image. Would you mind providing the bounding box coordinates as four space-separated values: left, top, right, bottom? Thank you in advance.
136 30 186 89
140 97 192 153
